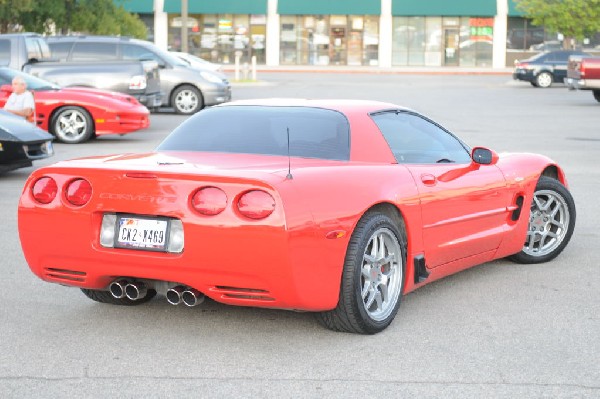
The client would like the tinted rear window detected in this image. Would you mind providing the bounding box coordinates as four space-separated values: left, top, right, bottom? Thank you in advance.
48 42 73 61
71 42 118 61
157 106 350 160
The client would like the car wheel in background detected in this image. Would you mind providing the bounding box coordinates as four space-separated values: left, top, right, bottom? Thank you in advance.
535 72 553 88
171 85 204 114
50 106 94 144
508 176 576 264
81 288 157 306
593 90 600 103
316 212 406 334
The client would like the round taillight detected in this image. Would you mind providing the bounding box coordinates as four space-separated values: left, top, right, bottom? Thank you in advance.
31 177 58 204
237 190 275 219
65 178 92 206
191 187 227 215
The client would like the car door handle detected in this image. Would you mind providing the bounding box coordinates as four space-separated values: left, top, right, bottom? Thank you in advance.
421 174 436 186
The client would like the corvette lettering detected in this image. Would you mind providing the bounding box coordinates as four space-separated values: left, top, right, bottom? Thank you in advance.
99 193 177 203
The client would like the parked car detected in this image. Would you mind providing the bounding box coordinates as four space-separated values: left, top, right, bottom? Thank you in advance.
0 32 53 70
513 50 589 88
0 109 53 173
0 68 150 144
170 51 222 72
47 36 231 114
566 55 600 102
17 99 576 334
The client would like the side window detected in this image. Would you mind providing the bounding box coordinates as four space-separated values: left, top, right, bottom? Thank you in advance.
36 39 51 58
371 111 471 164
71 42 118 61
48 42 73 61
0 40 10 66
121 44 162 64
25 38 42 60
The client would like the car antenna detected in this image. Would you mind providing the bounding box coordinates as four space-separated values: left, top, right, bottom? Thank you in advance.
286 127 293 180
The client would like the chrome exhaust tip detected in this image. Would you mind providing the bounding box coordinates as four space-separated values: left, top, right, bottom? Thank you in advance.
109 279 129 299
166 285 185 305
182 288 204 307
125 281 147 301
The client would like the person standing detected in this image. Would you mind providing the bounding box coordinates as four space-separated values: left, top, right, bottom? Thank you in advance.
3 76 35 122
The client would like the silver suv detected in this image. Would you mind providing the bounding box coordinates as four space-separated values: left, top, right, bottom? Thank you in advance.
47 36 231 114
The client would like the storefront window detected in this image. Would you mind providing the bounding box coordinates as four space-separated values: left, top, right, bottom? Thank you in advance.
168 13 266 64
393 16 492 67
279 15 378 66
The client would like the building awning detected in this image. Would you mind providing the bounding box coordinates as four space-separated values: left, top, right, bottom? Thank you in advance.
163 0 268 15
278 0 381 16
508 0 526 17
393 0 496 17
118 0 153 14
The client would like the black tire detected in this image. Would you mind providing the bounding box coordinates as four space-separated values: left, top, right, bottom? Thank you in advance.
508 176 576 264
316 212 407 334
50 106 94 144
535 72 553 88
593 90 600 103
530 81 538 87
81 288 156 306
171 85 203 114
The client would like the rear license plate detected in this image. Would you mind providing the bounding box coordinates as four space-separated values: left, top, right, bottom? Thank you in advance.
116 216 169 251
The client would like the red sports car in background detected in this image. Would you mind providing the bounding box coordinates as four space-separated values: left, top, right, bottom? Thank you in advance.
17 99 576 334
0 68 149 144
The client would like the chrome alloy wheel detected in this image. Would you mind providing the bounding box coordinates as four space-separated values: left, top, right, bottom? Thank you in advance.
55 109 88 142
536 72 553 88
360 227 403 322
524 189 570 257
174 89 199 113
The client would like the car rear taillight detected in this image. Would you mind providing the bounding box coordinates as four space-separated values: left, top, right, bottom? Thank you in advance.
191 187 227 215
129 75 147 90
237 190 275 219
581 61 586 77
65 178 92 206
31 177 58 204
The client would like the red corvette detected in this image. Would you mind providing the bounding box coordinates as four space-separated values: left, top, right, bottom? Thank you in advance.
0 68 149 144
18 99 576 334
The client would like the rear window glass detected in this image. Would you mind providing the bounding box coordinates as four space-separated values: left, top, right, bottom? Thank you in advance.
157 106 350 161
0 40 9 65
48 42 73 61
71 42 118 61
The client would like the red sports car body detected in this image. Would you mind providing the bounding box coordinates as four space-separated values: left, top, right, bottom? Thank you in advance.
0 68 149 144
17 99 576 334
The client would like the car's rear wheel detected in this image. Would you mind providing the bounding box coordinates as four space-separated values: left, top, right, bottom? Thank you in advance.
535 72 553 88
50 106 94 144
316 212 406 334
172 85 203 114
593 90 600 103
81 288 156 306
508 176 576 264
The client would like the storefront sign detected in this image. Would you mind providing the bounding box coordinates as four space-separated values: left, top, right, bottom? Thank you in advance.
469 18 493 41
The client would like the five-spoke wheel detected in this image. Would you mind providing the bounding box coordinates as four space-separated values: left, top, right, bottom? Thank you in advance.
172 85 203 114
50 106 94 144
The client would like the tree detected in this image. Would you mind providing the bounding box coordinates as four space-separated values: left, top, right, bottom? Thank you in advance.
515 0 600 48
6 0 147 39
0 0 33 33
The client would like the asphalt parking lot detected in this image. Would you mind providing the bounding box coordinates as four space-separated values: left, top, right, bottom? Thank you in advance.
1 72 598 398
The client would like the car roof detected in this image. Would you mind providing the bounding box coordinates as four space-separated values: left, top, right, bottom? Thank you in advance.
217 99 411 115
46 35 148 46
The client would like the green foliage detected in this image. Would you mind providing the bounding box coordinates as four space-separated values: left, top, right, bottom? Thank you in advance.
1 0 147 39
515 0 600 42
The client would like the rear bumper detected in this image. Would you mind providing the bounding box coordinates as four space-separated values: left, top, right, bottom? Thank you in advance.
203 84 232 106
565 77 600 90
513 69 535 83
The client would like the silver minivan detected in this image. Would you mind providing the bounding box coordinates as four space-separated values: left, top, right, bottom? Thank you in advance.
47 36 231 114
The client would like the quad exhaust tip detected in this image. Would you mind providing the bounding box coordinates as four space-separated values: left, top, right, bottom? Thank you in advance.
109 279 147 301
167 285 205 307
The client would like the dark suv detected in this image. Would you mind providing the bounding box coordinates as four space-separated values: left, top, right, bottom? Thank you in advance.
47 36 231 114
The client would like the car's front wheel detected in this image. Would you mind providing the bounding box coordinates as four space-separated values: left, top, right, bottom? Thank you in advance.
535 72 553 88
50 106 94 144
171 85 203 114
508 176 576 264
316 212 406 334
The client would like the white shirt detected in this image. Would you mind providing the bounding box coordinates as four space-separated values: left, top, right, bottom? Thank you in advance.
4 91 35 113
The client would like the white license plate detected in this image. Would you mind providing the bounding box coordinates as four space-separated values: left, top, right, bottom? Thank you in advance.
116 216 168 251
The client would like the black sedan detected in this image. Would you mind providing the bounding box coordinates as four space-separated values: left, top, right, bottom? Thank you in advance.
513 50 589 88
0 110 54 173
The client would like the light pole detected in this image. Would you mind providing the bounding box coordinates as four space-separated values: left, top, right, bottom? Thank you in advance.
181 0 188 52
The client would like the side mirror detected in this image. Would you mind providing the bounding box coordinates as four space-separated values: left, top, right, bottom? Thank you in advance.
0 84 12 93
472 147 499 165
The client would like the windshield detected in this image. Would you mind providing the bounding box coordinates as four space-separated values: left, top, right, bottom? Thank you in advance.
157 105 351 161
148 44 189 67
0 68 59 91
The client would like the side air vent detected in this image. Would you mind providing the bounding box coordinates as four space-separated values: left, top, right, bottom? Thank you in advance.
44 268 87 283
211 286 275 302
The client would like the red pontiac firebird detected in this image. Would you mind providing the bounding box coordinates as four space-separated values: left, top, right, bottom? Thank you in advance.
0 68 149 144
18 99 576 334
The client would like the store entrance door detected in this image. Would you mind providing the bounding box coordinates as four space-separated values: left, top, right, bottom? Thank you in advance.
443 28 460 66
330 27 346 65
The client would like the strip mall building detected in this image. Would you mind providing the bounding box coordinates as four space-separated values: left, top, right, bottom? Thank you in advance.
122 0 599 69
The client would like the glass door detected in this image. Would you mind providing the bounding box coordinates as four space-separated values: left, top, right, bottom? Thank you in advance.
443 27 460 66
